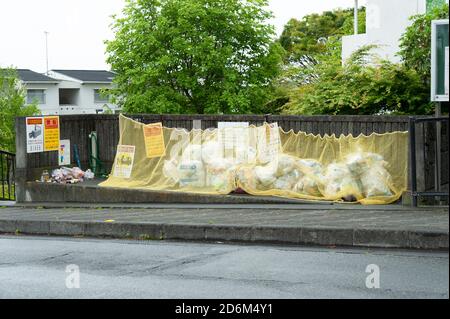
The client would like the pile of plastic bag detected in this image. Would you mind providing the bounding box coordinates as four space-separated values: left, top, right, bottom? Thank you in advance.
47 167 95 184
162 140 394 202
162 141 252 193
100 115 408 204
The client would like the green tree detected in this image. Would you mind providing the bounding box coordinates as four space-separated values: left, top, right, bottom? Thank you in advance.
105 0 284 114
398 3 449 85
278 7 365 64
0 67 39 152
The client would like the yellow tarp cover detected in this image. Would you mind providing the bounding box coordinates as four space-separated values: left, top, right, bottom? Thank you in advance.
100 114 409 205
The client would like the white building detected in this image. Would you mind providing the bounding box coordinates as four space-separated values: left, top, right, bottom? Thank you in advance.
18 69 120 115
342 0 429 63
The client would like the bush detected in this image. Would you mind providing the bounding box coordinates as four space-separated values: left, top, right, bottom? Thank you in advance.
283 45 433 115
0 67 39 152
398 3 449 85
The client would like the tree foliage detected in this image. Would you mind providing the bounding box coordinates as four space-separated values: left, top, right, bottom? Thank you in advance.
278 7 365 64
282 45 432 115
0 68 39 152
398 3 449 85
105 0 284 114
267 6 366 112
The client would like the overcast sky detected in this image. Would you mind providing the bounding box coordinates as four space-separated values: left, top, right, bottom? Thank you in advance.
0 0 366 73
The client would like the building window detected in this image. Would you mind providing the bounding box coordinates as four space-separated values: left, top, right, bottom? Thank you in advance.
27 89 46 104
94 89 110 103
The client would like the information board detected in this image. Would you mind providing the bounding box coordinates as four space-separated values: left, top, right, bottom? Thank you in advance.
431 19 449 102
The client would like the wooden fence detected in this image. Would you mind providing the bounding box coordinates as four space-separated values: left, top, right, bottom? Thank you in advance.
14 114 448 199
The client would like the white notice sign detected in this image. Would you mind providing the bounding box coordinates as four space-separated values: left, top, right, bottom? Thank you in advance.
113 145 136 179
26 117 44 153
58 139 71 166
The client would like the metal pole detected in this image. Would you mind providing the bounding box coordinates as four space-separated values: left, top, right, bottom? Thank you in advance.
44 31 49 75
354 0 359 35
1 154 4 200
409 117 418 207
435 103 442 203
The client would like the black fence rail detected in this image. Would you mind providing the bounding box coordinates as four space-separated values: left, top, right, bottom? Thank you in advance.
409 116 449 207
0 150 15 201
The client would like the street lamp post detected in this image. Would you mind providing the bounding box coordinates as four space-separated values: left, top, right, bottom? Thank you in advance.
44 31 49 75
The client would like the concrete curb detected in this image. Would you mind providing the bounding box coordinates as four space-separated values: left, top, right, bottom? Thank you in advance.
0 219 448 250
22 182 333 205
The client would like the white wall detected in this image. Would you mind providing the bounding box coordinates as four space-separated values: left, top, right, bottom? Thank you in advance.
79 83 118 114
342 0 427 63
24 76 120 115
23 83 59 115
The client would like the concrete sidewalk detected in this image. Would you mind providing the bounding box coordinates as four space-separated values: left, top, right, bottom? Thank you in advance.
0 204 448 250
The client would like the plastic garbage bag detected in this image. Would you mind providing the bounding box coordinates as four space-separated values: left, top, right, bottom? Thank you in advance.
273 169 300 191
321 162 362 201
360 163 393 197
181 144 203 162
71 167 85 179
201 141 224 165
178 160 205 187
205 158 235 192
163 158 180 183
275 154 296 177
297 159 322 176
254 164 277 187
235 165 257 190
84 169 95 179
293 176 321 196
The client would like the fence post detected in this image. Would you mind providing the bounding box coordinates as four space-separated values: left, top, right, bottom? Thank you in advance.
409 117 418 207
14 117 28 203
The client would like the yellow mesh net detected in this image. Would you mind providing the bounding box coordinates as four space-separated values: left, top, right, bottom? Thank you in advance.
100 114 409 205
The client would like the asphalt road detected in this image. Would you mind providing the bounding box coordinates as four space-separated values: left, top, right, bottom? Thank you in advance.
0 235 448 299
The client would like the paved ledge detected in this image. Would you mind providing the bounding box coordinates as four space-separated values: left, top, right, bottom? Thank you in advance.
0 206 448 250
20 181 336 205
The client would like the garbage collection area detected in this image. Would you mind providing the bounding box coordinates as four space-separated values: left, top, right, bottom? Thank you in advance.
98 114 409 205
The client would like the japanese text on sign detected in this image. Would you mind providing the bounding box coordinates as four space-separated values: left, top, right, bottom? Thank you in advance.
143 122 166 158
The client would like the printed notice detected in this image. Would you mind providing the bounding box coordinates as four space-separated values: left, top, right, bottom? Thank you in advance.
58 139 71 166
143 122 165 158
26 117 44 153
43 116 60 151
257 122 280 163
217 122 250 162
113 145 135 178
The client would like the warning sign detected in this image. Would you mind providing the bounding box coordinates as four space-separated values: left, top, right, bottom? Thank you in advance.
26 117 44 153
143 122 165 158
113 145 135 178
43 116 60 151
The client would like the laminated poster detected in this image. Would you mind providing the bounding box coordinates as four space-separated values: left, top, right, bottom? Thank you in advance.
217 121 250 162
143 122 166 158
257 122 280 163
58 139 71 166
26 117 44 153
113 145 135 178
43 116 60 151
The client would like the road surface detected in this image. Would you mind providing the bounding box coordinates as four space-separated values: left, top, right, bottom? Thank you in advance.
0 235 448 298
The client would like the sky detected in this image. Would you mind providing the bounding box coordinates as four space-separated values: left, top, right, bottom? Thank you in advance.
0 0 366 73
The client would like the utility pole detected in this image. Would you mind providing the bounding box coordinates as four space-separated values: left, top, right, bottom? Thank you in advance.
354 0 359 35
44 31 49 75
